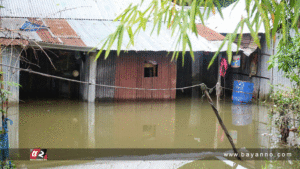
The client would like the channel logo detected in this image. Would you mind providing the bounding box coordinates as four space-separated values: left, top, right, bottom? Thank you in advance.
30 149 47 161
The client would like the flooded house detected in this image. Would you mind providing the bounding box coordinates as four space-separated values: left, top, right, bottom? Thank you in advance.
179 24 241 98
0 0 239 103
205 0 300 100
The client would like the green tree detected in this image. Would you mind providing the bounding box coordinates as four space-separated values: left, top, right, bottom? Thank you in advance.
95 0 300 67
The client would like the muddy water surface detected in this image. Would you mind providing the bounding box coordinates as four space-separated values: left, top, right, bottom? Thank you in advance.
6 98 293 168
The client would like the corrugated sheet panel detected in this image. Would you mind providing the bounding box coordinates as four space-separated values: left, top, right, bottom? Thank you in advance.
258 34 294 99
1 46 21 103
114 52 138 100
68 20 239 52
113 51 176 100
196 24 225 41
206 0 265 34
0 38 29 46
2 0 152 20
1 0 102 19
96 52 116 100
0 18 42 41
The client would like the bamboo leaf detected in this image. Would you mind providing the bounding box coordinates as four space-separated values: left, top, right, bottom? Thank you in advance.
272 2 283 39
254 0 270 47
208 36 228 68
186 34 194 62
114 4 132 21
141 18 147 31
117 25 124 56
250 1 257 17
105 27 120 58
245 0 251 18
214 0 223 19
280 2 287 45
245 19 261 49
182 34 187 62
157 17 162 35
227 33 233 64
127 27 134 46
189 0 196 30
236 19 245 54
291 0 300 28
95 36 110 60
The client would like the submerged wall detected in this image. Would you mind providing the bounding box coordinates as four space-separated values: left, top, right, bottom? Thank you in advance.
258 33 296 100
94 51 177 101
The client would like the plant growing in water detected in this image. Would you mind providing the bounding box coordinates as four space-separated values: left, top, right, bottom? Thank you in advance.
0 72 18 169
268 34 300 144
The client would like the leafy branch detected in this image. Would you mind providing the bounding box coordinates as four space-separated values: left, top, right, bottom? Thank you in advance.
94 0 300 68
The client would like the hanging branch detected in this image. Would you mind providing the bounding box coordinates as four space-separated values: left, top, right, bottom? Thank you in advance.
200 83 242 161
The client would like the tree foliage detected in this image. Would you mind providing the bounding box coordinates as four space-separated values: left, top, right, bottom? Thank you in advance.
269 34 300 87
95 0 300 67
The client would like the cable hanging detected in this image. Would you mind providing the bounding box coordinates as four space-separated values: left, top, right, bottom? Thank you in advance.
0 63 214 91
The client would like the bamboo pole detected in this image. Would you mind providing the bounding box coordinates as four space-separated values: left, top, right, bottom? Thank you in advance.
200 83 242 161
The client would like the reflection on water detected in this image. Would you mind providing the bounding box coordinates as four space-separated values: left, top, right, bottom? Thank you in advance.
4 98 298 168
232 103 252 126
8 98 270 150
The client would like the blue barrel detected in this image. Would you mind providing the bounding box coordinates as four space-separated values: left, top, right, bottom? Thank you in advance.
232 80 254 103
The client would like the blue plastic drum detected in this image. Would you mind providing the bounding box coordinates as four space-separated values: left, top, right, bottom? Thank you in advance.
232 80 254 103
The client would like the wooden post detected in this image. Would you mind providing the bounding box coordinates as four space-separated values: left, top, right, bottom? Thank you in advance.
88 52 97 102
200 84 242 161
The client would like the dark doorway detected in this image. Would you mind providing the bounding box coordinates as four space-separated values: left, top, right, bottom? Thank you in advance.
20 49 83 100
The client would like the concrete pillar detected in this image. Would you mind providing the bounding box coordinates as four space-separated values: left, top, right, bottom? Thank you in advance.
87 102 95 148
1 47 20 103
79 54 89 101
88 52 97 102
8 105 19 148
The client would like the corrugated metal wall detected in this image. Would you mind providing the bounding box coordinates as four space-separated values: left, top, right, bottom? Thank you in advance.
96 52 116 100
1 46 21 103
114 51 176 100
259 33 295 100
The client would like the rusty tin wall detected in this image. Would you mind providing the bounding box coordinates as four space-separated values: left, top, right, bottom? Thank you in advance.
114 51 176 100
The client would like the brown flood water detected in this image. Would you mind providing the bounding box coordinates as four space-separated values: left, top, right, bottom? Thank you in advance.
6 97 297 168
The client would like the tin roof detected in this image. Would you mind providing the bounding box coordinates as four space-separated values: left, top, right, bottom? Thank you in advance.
68 20 238 52
0 0 148 20
1 0 103 19
1 17 239 52
0 18 86 47
0 0 239 52
0 38 29 46
206 0 265 34
196 24 225 41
